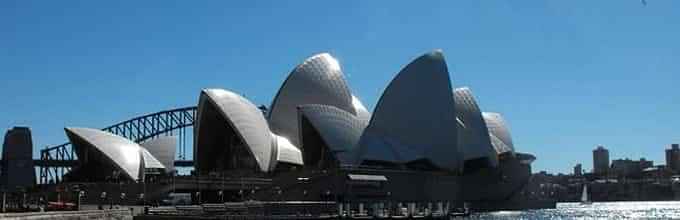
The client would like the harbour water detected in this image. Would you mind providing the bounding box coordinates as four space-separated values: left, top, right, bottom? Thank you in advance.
469 201 680 219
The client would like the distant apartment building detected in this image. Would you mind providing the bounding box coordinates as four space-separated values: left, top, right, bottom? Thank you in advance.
611 158 653 177
573 163 582 176
1 127 36 190
666 144 680 172
593 145 610 175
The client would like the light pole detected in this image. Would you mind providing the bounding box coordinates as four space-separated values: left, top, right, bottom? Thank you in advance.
196 174 201 204
120 192 126 207
142 177 146 206
240 176 244 201
196 192 201 205
99 191 106 210
172 170 177 194
77 191 84 211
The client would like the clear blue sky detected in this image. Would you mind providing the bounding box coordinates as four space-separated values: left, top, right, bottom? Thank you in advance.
1 0 678 174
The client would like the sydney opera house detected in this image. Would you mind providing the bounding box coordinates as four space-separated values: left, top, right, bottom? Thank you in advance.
57 50 536 208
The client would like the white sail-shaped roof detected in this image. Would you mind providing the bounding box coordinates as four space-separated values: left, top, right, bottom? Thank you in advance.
351 95 371 123
195 89 273 172
454 87 498 168
268 53 356 149
140 148 165 169
298 104 368 164
357 50 460 170
489 133 514 155
141 136 176 173
272 134 304 166
65 127 144 181
482 112 515 154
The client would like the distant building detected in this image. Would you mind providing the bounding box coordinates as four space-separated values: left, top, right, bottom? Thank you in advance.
593 145 610 175
611 158 653 178
639 158 654 169
665 144 680 172
573 163 582 176
1 127 36 190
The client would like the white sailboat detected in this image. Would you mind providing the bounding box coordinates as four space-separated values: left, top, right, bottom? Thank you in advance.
580 184 592 205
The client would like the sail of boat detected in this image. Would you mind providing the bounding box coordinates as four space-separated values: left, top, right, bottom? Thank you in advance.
581 184 592 204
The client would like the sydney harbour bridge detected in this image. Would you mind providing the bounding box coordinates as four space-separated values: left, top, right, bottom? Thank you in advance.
37 106 198 185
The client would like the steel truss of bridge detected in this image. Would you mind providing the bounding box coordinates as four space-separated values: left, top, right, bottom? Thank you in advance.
38 106 197 185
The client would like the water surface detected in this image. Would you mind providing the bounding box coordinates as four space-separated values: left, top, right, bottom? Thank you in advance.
469 201 680 219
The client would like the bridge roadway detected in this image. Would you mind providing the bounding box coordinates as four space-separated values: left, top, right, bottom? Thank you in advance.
22 160 195 167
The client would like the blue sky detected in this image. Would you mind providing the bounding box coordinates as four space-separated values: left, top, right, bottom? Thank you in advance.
1 0 678 174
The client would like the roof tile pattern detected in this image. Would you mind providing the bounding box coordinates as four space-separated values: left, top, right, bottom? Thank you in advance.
269 53 355 149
